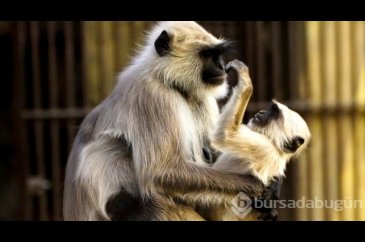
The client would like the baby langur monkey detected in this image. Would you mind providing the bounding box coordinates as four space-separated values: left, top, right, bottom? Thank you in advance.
201 60 311 221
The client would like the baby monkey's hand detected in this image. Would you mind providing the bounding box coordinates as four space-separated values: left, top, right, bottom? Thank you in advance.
225 60 252 95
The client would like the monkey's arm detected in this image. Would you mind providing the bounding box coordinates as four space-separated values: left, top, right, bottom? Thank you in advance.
211 60 281 163
152 158 263 198
213 60 252 141
213 126 281 164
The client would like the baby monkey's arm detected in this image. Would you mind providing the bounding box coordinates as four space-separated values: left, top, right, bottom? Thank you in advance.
211 60 280 162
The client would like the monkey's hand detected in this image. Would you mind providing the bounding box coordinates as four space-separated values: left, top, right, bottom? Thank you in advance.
216 59 253 135
251 177 283 221
225 59 252 95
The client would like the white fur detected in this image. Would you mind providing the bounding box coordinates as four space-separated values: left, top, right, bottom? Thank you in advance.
214 100 311 185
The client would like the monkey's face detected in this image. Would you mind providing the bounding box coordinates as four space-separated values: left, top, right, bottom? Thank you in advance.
199 42 232 87
150 22 231 97
247 100 311 156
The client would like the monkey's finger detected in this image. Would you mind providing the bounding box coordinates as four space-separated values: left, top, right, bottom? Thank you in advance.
226 59 249 73
226 65 240 87
225 60 247 88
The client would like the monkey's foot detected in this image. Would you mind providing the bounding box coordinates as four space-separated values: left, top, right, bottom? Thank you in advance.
251 198 279 221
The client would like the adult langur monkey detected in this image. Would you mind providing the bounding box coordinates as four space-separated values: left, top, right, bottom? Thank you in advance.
63 21 266 221
197 60 311 220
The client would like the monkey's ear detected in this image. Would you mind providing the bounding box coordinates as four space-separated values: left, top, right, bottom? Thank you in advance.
283 136 304 153
155 30 171 57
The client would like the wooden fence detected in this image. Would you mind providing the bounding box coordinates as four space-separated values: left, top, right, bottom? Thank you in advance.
290 21 365 220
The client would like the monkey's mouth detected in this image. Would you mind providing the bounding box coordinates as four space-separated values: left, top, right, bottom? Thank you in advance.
252 113 263 123
250 112 266 126
248 117 258 127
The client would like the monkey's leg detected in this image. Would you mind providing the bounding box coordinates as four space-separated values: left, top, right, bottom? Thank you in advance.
106 191 185 221
67 136 137 221
106 188 150 221
177 204 206 221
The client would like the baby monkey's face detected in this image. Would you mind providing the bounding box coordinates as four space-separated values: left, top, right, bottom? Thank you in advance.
247 100 311 155
249 101 280 127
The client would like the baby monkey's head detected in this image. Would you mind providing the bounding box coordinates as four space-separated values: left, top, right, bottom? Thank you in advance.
247 100 311 158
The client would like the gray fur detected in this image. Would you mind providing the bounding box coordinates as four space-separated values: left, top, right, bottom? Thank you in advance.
63 22 264 221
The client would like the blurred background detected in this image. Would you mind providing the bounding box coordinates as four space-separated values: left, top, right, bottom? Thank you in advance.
0 21 364 221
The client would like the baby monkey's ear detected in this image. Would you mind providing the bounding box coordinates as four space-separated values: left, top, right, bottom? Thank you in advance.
284 136 304 153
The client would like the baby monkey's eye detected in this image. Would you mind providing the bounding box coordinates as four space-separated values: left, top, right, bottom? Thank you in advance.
270 103 280 117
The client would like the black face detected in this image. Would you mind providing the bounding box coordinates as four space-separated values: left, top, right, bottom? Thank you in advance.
200 42 232 86
154 30 232 86
251 102 280 127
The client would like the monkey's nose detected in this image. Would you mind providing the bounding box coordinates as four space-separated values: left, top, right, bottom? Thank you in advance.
255 110 265 121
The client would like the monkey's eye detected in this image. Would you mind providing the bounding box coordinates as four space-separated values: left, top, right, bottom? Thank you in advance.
200 48 221 58
200 44 228 59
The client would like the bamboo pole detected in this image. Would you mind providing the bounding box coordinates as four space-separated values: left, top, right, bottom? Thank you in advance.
336 21 355 221
289 21 309 221
321 21 340 221
99 21 115 98
82 21 99 106
305 21 325 220
132 21 146 45
352 21 365 220
115 21 131 71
